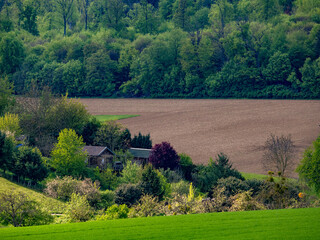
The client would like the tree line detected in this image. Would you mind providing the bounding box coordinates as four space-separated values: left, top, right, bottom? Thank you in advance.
0 0 320 99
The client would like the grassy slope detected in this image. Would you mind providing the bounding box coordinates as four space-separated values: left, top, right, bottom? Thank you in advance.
94 114 139 122
0 177 66 213
1 208 319 240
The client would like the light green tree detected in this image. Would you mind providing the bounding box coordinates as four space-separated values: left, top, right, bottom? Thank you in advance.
0 113 22 137
296 135 320 194
51 128 87 177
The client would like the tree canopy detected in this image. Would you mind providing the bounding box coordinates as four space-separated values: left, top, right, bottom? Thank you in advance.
0 0 319 99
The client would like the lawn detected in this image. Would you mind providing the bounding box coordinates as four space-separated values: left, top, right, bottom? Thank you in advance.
0 177 66 214
94 114 139 122
1 208 319 240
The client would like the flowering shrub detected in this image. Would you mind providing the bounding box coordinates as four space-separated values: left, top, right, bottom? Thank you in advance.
45 176 101 207
229 190 265 212
129 195 161 218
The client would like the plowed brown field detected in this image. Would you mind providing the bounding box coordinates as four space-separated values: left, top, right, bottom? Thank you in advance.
80 99 320 176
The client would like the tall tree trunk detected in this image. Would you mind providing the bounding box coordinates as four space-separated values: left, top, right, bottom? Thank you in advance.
64 15 67 36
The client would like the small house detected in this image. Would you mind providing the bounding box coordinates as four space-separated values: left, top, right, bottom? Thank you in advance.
83 146 115 168
128 148 152 165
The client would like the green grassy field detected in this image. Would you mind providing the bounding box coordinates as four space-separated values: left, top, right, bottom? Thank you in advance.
0 177 66 214
94 114 139 122
1 208 319 240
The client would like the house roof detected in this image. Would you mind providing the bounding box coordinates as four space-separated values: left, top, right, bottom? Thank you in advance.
129 148 152 159
83 146 115 156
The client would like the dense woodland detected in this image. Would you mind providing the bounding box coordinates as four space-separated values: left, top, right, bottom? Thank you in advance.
0 0 319 98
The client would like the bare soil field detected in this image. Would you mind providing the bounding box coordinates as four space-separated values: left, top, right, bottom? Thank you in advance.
80 99 320 176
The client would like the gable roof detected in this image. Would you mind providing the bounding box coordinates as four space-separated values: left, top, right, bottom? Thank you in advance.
129 148 152 159
83 146 115 156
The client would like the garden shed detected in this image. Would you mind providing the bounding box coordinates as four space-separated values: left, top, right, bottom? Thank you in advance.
129 148 151 165
83 146 115 168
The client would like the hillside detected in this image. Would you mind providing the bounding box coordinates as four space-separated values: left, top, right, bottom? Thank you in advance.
1 208 319 239
0 0 320 98
0 177 66 214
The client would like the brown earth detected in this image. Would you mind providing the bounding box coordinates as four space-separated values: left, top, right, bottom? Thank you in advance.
80 99 320 176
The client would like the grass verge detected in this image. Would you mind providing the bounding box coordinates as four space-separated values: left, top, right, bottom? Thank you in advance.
0 208 319 239
94 115 139 122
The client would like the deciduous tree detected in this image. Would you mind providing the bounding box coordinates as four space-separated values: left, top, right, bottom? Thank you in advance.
296 135 320 194
149 141 180 170
262 134 295 176
0 190 53 227
50 128 87 177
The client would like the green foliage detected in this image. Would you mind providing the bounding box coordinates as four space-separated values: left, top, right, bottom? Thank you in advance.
45 176 101 207
0 0 319 99
217 177 249 197
13 146 48 183
179 153 194 181
97 204 129 220
94 121 130 151
99 190 115 209
131 132 152 149
50 129 87 177
0 113 21 137
65 193 93 222
296 135 320 194
0 32 25 75
140 164 169 200
81 117 101 145
19 3 39 35
129 195 161 218
115 183 143 207
0 190 53 227
159 168 183 183
0 76 14 116
46 96 91 137
120 161 143 184
93 167 120 190
192 153 244 193
0 131 15 173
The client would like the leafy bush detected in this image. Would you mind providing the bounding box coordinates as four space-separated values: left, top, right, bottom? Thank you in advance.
244 179 265 196
296 135 320 194
45 176 101 206
12 146 48 183
149 142 180 170
159 168 183 183
115 183 143 207
140 164 170 200
179 153 195 181
217 177 250 197
171 180 191 196
229 191 265 212
99 190 115 209
65 193 93 222
129 195 161 218
120 161 143 184
192 153 244 193
96 204 129 220
0 113 22 137
0 190 53 227
256 172 296 209
0 131 15 174
93 167 120 190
